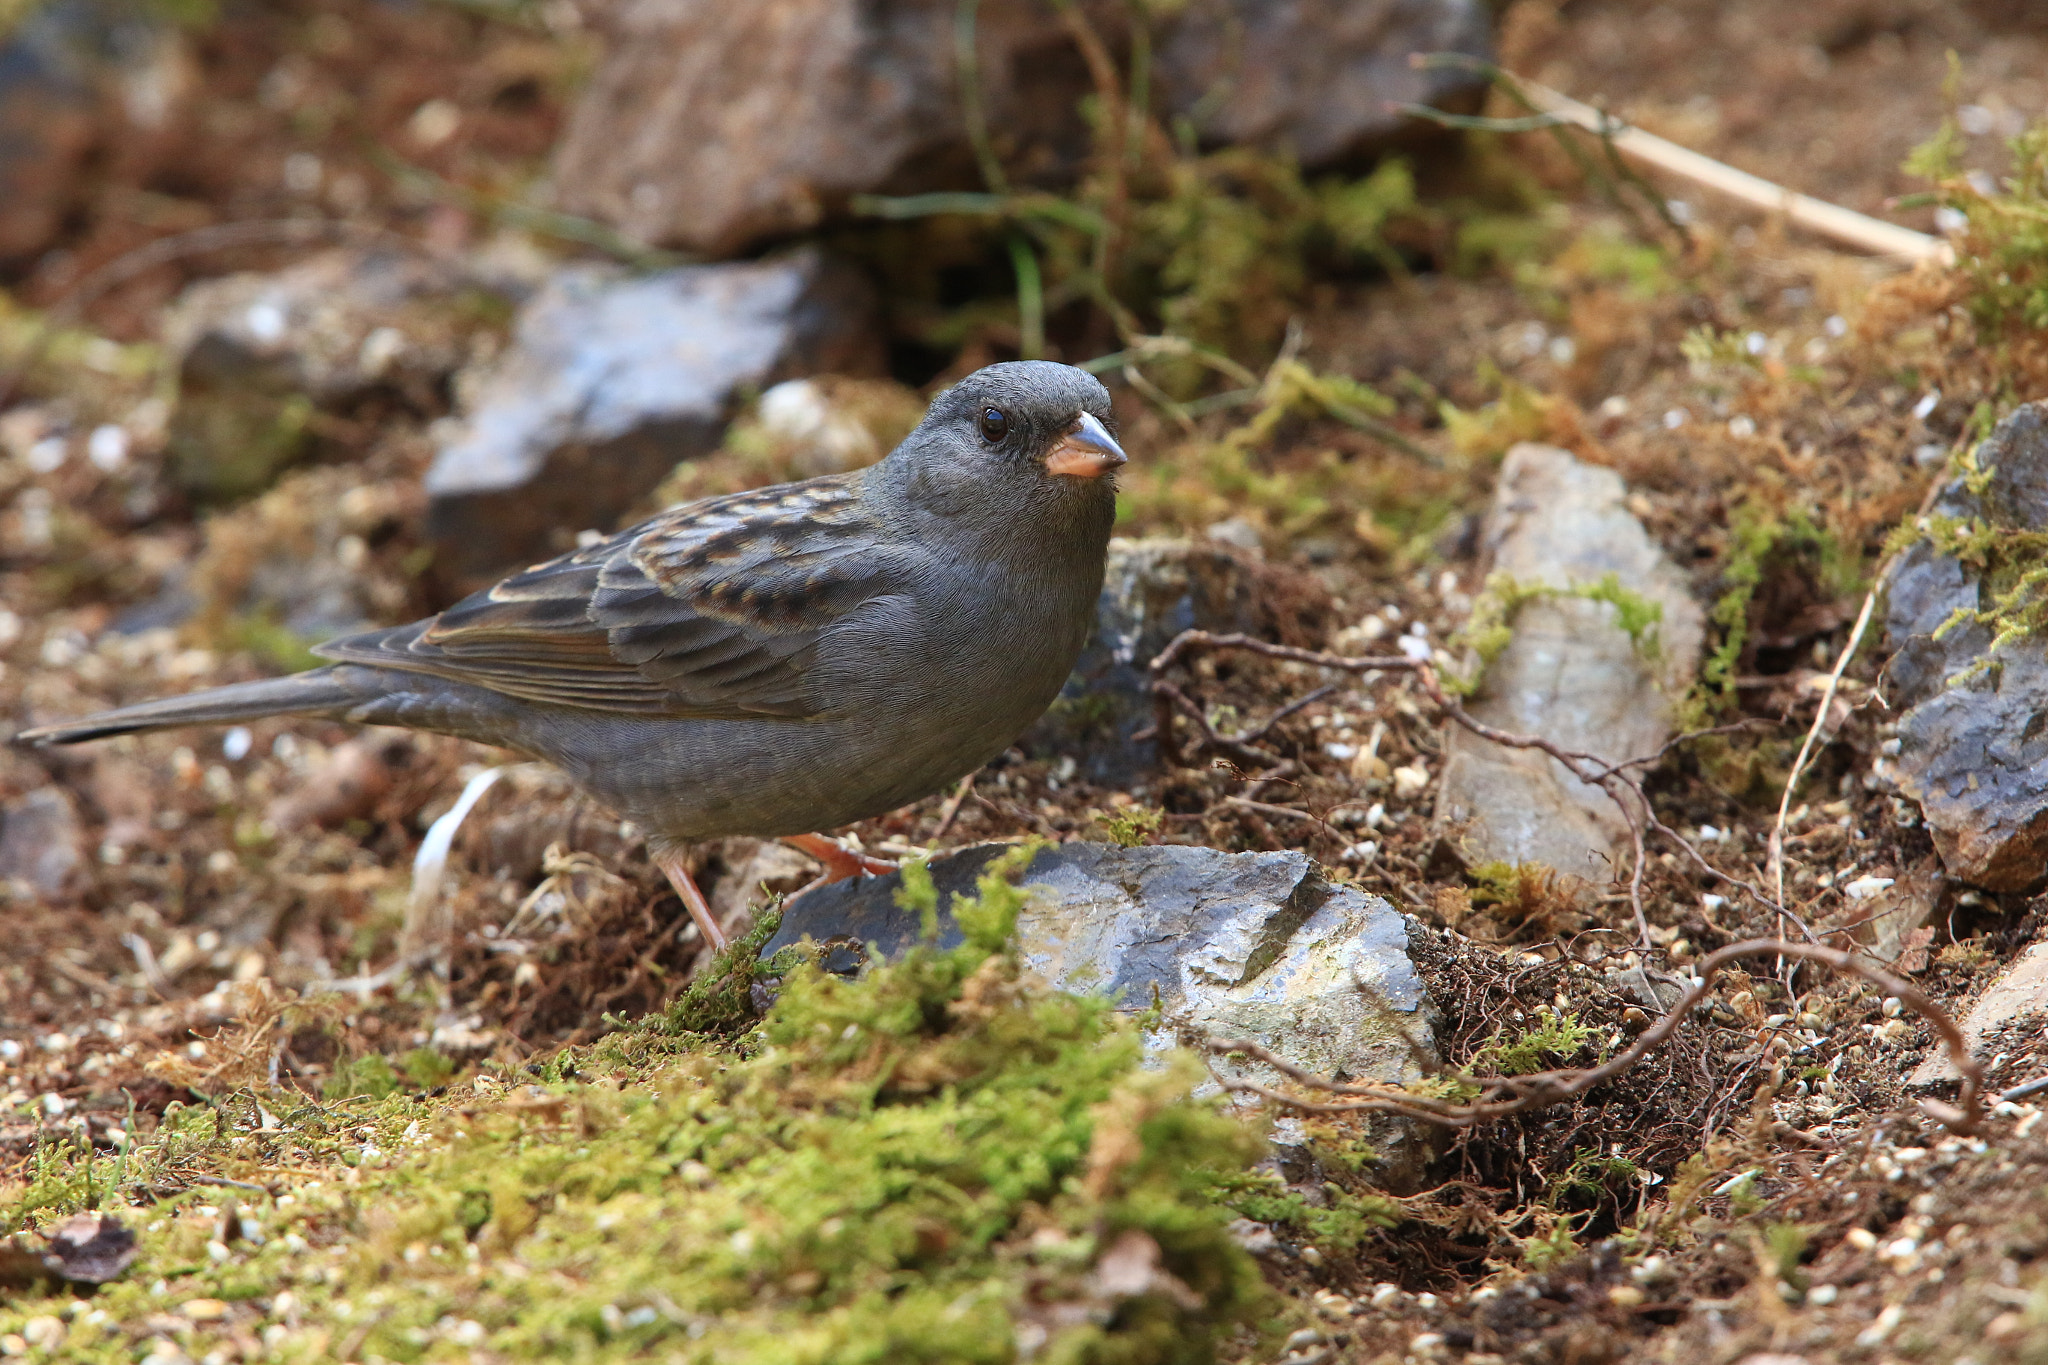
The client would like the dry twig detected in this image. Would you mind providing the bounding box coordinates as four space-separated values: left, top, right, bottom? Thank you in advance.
1148 631 1814 948
1203 938 1983 1135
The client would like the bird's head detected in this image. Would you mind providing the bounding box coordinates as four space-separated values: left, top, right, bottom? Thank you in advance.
887 362 1126 517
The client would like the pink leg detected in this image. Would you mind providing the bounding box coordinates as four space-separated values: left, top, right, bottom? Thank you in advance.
782 833 898 884
654 849 729 953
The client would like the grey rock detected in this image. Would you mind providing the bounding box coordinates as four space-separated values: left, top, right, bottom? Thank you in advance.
1434 444 1705 891
164 249 478 503
1603 965 1684 1012
550 0 1491 256
0 787 83 899
423 248 880 591
1882 402 2048 891
1023 537 1329 783
1157 0 1493 165
1910 937 2048 1088
765 840 1440 1189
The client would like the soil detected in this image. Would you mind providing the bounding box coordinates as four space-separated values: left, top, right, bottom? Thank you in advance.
4 1 2048 1362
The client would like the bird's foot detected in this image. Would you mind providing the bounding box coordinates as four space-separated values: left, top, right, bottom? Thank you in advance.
782 833 897 884
654 849 730 953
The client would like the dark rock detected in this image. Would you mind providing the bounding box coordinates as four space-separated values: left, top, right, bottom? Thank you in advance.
0 1213 136 1290
550 0 1491 256
163 248 479 503
0 1 191 265
1883 402 2048 891
40 1213 136 1284
0 787 84 899
1157 0 1493 164
1434 444 1704 894
1023 536 1332 783
423 248 880 592
765 840 1440 1189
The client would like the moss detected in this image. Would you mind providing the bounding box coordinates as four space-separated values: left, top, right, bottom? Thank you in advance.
1520 1213 1578 1271
644 905 789 1038
167 389 315 505
1439 373 1577 464
1448 571 1666 696
1697 499 1852 707
0 855 1273 1364
1209 1170 1398 1255
213 606 324 674
1118 153 1418 382
1901 510 2048 676
1094 805 1164 849
1472 1007 1600 1078
1906 95 2048 340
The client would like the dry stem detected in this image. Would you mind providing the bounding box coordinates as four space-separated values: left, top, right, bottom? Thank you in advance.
1148 631 1807 948
1204 938 1982 1135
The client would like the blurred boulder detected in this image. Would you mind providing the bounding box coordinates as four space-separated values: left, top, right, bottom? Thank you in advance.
0 0 193 265
551 0 1492 256
1433 444 1704 894
0 787 84 900
1883 401 2048 891
1023 536 1333 783
163 248 480 503
766 840 1440 1189
423 248 880 592
1157 0 1493 164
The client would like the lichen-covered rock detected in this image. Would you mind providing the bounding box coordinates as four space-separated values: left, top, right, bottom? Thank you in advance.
1882 402 2048 891
1434 444 1705 892
423 248 880 591
550 0 1491 256
765 840 1440 1189
1023 536 1332 782
163 248 479 503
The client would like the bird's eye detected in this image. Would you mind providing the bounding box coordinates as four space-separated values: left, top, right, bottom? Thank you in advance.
979 407 1009 442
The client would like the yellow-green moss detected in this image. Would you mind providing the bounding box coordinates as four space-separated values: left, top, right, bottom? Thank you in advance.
0 858 1276 1364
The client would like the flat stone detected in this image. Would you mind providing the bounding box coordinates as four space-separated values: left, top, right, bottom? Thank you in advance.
162 248 479 503
1434 444 1705 890
1910 938 2048 1088
423 248 879 591
1882 401 2048 891
551 0 1490 256
765 840 1439 1189
0 787 83 900
1022 537 1331 783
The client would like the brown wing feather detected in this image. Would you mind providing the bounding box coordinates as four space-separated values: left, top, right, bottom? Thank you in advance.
314 473 917 718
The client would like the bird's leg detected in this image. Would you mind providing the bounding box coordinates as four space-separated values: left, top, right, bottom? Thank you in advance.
653 849 729 953
782 833 897 883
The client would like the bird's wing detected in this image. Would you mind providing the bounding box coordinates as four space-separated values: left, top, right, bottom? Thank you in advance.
314 474 916 718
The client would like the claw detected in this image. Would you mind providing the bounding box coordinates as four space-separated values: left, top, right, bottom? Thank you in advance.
782 833 898 884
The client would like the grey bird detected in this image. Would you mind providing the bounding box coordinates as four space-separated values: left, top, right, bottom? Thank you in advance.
19 361 1127 951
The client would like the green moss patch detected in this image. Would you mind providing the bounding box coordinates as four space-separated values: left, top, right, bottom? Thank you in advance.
0 856 1273 1363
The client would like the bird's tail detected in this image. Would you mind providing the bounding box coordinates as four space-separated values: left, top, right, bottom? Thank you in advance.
16 669 359 745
